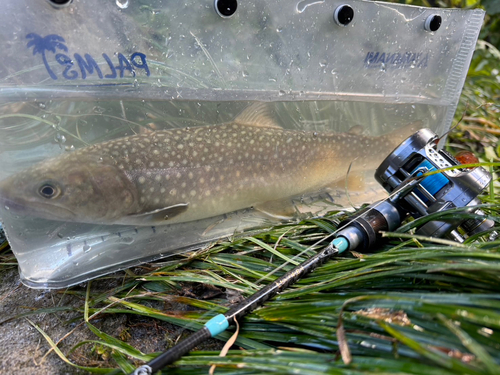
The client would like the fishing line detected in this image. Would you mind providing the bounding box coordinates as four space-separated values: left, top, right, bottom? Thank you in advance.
255 175 423 284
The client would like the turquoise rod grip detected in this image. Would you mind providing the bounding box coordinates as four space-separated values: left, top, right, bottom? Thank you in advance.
204 314 229 337
332 237 349 253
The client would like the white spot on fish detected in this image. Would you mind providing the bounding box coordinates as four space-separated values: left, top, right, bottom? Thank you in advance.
138 176 146 184
190 190 196 197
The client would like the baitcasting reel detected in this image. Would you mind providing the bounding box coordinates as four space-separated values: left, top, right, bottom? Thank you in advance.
335 128 496 251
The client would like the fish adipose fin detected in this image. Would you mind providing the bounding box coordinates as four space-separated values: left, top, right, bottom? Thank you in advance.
234 102 282 129
127 203 189 224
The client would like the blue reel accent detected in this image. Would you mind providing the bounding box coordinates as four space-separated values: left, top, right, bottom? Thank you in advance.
412 159 449 201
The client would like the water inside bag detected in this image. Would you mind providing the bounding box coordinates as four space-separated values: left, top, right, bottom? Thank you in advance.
0 98 444 288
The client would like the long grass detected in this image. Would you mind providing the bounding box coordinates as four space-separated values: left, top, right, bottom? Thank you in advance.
2 200 500 374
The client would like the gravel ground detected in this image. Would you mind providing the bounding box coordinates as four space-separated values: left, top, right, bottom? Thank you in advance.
0 264 224 375
0 267 89 375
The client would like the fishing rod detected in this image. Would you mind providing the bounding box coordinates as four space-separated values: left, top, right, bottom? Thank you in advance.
130 128 496 375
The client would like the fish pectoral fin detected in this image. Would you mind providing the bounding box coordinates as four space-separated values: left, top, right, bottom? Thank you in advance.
128 203 189 223
233 102 282 129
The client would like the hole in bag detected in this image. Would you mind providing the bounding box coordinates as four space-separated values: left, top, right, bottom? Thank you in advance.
424 14 442 32
47 0 73 8
215 0 238 18
334 4 354 27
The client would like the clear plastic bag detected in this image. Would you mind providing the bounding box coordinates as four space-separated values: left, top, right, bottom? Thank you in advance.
0 0 484 288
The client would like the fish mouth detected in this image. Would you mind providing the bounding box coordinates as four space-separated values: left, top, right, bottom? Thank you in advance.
0 189 77 222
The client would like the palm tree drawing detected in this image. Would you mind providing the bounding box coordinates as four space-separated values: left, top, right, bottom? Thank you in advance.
26 33 68 80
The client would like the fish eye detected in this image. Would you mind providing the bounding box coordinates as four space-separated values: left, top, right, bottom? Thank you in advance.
38 183 60 199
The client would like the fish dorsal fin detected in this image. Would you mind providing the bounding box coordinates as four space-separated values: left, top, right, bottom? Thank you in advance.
127 203 189 223
234 102 281 129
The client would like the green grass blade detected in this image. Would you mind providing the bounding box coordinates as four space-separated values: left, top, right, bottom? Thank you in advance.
27 319 115 374
438 313 498 374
